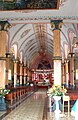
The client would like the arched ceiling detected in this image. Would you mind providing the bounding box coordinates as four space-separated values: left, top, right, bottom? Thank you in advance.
0 0 78 69
9 23 54 68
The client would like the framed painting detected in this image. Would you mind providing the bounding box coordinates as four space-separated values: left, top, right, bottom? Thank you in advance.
0 0 59 10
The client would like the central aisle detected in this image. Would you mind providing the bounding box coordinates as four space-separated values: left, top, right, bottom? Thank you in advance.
1 88 76 120
2 89 47 120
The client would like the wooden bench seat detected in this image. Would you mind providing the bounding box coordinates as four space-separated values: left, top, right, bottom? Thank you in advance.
68 93 78 100
5 86 35 108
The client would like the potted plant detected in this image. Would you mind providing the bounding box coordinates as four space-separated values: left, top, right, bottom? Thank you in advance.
0 87 10 111
47 84 67 97
47 84 67 113
0 88 10 97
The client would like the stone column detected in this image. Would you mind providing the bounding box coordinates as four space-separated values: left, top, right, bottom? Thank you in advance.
27 60 30 81
51 20 62 86
0 58 6 89
65 59 69 87
13 59 18 87
27 69 30 81
20 63 23 86
0 21 10 89
69 53 75 88
23 66 26 85
74 57 78 87
5 55 10 88
62 63 65 86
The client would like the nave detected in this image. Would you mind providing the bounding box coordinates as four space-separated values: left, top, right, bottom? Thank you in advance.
0 88 75 120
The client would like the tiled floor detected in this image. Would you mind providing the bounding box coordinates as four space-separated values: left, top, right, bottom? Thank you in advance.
47 112 75 120
0 89 76 120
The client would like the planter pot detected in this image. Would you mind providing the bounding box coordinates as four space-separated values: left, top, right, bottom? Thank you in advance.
53 96 61 113
53 96 61 101
0 97 6 111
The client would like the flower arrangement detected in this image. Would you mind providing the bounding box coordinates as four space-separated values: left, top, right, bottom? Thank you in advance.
47 84 67 97
0 88 10 97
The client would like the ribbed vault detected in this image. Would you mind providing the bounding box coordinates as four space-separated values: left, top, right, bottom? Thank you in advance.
0 0 77 70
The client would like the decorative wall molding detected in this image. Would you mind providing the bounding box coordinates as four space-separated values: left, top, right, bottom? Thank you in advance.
0 16 78 22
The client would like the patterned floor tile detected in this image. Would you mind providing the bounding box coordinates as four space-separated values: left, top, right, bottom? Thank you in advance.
2 91 46 120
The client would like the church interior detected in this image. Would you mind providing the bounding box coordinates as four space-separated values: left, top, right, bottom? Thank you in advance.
0 0 78 120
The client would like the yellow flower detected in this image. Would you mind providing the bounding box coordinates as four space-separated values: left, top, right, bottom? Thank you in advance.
47 84 67 97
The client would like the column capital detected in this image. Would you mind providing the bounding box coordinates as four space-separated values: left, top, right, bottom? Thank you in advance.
6 52 11 58
19 63 23 67
68 52 75 58
0 57 6 60
0 21 11 31
52 56 62 60
23 65 27 68
13 59 18 63
64 58 69 63
51 20 63 30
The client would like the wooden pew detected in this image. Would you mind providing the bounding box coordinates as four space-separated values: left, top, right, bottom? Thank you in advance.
5 86 35 108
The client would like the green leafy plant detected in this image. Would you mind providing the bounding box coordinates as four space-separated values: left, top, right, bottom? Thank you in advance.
47 84 67 97
0 88 10 97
